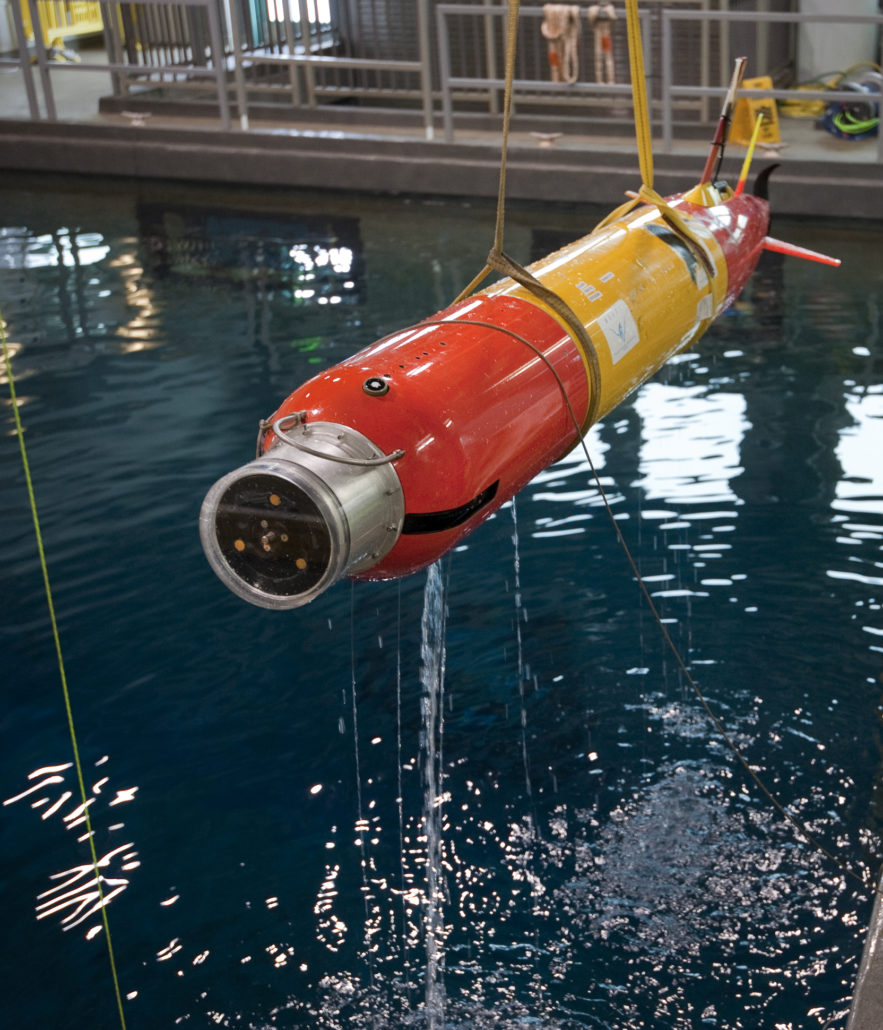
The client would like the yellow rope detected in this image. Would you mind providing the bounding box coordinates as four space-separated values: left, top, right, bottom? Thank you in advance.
453 0 522 303
625 0 653 189
735 111 765 195
1 314 128 1030
592 0 653 238
591 0 652 232
594 0 717 283
452 0 603 429
484 249 601 429
494 0 520 255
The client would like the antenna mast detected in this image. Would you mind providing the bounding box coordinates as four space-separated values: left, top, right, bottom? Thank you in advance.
700 56 747 184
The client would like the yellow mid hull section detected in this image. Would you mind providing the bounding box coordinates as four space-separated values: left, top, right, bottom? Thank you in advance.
484 195 730 422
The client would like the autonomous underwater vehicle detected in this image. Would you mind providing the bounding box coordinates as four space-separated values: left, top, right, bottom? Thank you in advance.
200 59 839 610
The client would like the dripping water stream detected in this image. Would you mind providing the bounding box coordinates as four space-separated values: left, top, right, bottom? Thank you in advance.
394 583 415 1009
349 585 376 1001
419 563 447 1029
510 499 534 799
3 181 880 1030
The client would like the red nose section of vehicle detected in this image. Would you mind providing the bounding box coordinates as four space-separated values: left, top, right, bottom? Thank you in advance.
199 189 775 609
268 294 590 578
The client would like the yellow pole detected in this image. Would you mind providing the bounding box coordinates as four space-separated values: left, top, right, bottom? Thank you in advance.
734 111 766 196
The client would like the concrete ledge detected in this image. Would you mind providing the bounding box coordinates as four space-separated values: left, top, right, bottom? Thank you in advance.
848 871 883 1030
0 119 880 219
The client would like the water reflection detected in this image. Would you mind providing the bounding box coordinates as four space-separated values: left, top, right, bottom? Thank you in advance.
2 181 881 1029
302 713 865 1027
834 387 883 520
0 201 368 392
3 756 140 939
634 381 748 506
831 386 883 667
136 201 363 307
0 224 156 378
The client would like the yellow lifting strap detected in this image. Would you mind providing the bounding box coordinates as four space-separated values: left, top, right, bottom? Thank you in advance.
593 0 716 280
454 0 602 431
626 0 653 188
455 0 717 435
487 247 602 429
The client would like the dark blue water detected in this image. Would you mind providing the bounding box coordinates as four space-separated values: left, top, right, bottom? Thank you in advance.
1 173 881 1030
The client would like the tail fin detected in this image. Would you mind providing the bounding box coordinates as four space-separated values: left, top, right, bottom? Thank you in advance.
753 163 780 201
763 236 841 267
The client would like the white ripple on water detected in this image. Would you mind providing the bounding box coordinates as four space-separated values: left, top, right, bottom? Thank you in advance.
834 389 883 519
4 755 140 937
633 384 748 507
829 387 883 649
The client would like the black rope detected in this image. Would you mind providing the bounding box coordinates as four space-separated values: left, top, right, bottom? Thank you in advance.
403 313 873 894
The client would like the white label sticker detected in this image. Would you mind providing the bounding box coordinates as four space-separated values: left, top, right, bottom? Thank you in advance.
697 294 713 321
598 299 640 363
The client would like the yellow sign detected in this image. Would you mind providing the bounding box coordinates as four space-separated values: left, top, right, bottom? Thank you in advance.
731 76 781 146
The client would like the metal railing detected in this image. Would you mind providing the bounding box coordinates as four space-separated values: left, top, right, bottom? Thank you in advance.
5 0 233 125
228 0 434 136
660 7 883 163
437 3 652 143
1 2 881 165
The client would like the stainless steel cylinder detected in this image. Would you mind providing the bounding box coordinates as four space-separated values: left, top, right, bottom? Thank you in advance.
199 421 404 609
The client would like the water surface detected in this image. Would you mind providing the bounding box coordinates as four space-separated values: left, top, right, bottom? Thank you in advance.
1 173 881 1029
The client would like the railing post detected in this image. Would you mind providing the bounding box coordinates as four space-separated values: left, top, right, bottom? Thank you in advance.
216 0 237 128
699 0 709 122
25 0 56 120
280 0 300 105
101 1 126 99
757 0 770 78
417 0 434 141
8 0 41 118
296 0 315 106
438 5 454 143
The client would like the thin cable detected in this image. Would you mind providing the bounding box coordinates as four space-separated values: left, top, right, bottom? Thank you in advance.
494 0 520 255
394 581 414 1007
509 498 533 800
452 0 520 305
579 445 871 892
1 317 129 1026
390 310 872 892
348 583 376 992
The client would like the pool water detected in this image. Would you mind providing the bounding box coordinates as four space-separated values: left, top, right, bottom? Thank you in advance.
1 173 882 1029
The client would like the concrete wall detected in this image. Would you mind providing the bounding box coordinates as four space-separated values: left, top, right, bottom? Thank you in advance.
797 0 880 81
1 0 18 56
